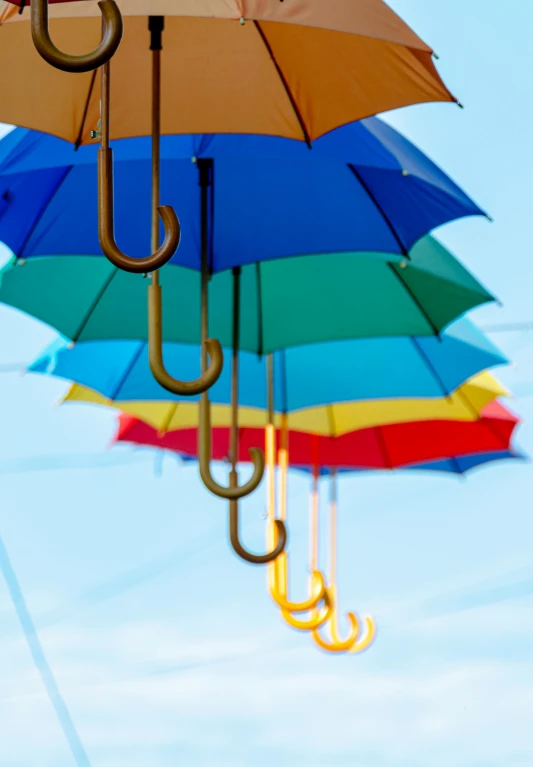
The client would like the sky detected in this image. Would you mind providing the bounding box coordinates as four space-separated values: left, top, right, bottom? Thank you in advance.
0 2 533 766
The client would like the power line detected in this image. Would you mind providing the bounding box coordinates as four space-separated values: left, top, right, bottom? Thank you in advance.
480 321 533 333
0 535 93 767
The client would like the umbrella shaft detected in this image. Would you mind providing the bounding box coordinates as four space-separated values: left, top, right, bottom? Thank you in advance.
151 47 161 253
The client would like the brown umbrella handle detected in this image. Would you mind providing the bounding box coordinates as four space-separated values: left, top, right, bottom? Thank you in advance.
198 394 266 501
229 488 288 565
148 279 223 395
31 0 123 73
98 147 181 274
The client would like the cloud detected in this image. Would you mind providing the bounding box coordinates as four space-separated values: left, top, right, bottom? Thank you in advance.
1 618 533 767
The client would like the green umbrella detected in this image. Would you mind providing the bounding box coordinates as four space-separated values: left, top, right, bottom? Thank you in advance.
1 235 493 353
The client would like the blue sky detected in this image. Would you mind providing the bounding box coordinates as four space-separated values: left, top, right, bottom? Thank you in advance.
0 1 533 765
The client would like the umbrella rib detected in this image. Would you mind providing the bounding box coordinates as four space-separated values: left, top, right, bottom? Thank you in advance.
71 266 118 342
255 262 264 358
410 336 449 398
16 167 73 259
374 425 393 470
347 164 409 256
253 21 312 149
109 341 147 401
387 263 440 337
74 70 98 150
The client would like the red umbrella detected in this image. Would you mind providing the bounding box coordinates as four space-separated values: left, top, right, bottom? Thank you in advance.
115 401 520 470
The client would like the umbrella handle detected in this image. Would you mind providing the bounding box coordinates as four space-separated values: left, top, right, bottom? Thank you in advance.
229 491 287 566
311 587 376 654
98 148 180 274
268 550 326 612
31 0 123 73
198 393 266 501
148 281 223 395
280 586 333 632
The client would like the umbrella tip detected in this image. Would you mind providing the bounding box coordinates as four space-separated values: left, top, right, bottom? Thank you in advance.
456 100 464 109
486 214 494 223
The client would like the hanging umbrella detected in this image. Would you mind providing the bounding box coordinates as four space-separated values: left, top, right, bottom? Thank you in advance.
113 403 520 472
0 236 494 351
0 119 487 273
0 0 457 138
53 372 508 435
27 318 508 426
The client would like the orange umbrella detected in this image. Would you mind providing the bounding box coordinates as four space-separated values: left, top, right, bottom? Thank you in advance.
0 0 457 144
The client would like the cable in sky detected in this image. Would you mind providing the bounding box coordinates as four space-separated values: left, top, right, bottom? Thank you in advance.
0 535 93 767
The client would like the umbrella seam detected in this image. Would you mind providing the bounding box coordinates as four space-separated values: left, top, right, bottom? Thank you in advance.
347 164 409 256
71 266 119 342
410 336 450 398
74 70 97 150
109 341 147 401
17 167 73 258
253 21 312 148
255 262 264 358
374 425 393 470
387 263 440 337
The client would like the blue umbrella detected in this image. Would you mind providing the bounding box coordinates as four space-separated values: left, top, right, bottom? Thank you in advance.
29 317 506 410
0 118 486 269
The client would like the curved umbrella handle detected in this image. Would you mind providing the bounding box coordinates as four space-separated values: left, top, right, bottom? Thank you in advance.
198 394 266 500
311 587 369 654
229 492 287 565
98 148 181 274
280 586 333 632
148 281 223 395
268 550 326 612
332 613 377 654
31 0 123 74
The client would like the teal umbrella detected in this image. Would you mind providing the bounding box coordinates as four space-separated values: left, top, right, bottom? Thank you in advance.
0 235 493 353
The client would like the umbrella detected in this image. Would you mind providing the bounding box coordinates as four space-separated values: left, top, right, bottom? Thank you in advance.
0 237 494 351
0 1 457 139
114 402 520 471
55 372 508 435
27 317 508 423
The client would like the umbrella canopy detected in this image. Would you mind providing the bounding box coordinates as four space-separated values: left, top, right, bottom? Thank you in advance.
0 121 486 269
0 0 456 143
114 401 520 469
28 317 508 411
61 372 507 436
0 241 495 352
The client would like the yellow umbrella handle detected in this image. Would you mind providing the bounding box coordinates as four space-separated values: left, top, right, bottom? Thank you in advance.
31 0 122 73
281 585 333 632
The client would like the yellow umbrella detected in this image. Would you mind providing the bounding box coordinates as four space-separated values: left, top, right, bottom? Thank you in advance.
61 371 509 435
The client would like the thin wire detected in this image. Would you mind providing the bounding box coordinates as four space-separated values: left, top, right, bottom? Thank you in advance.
0 535 92 767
